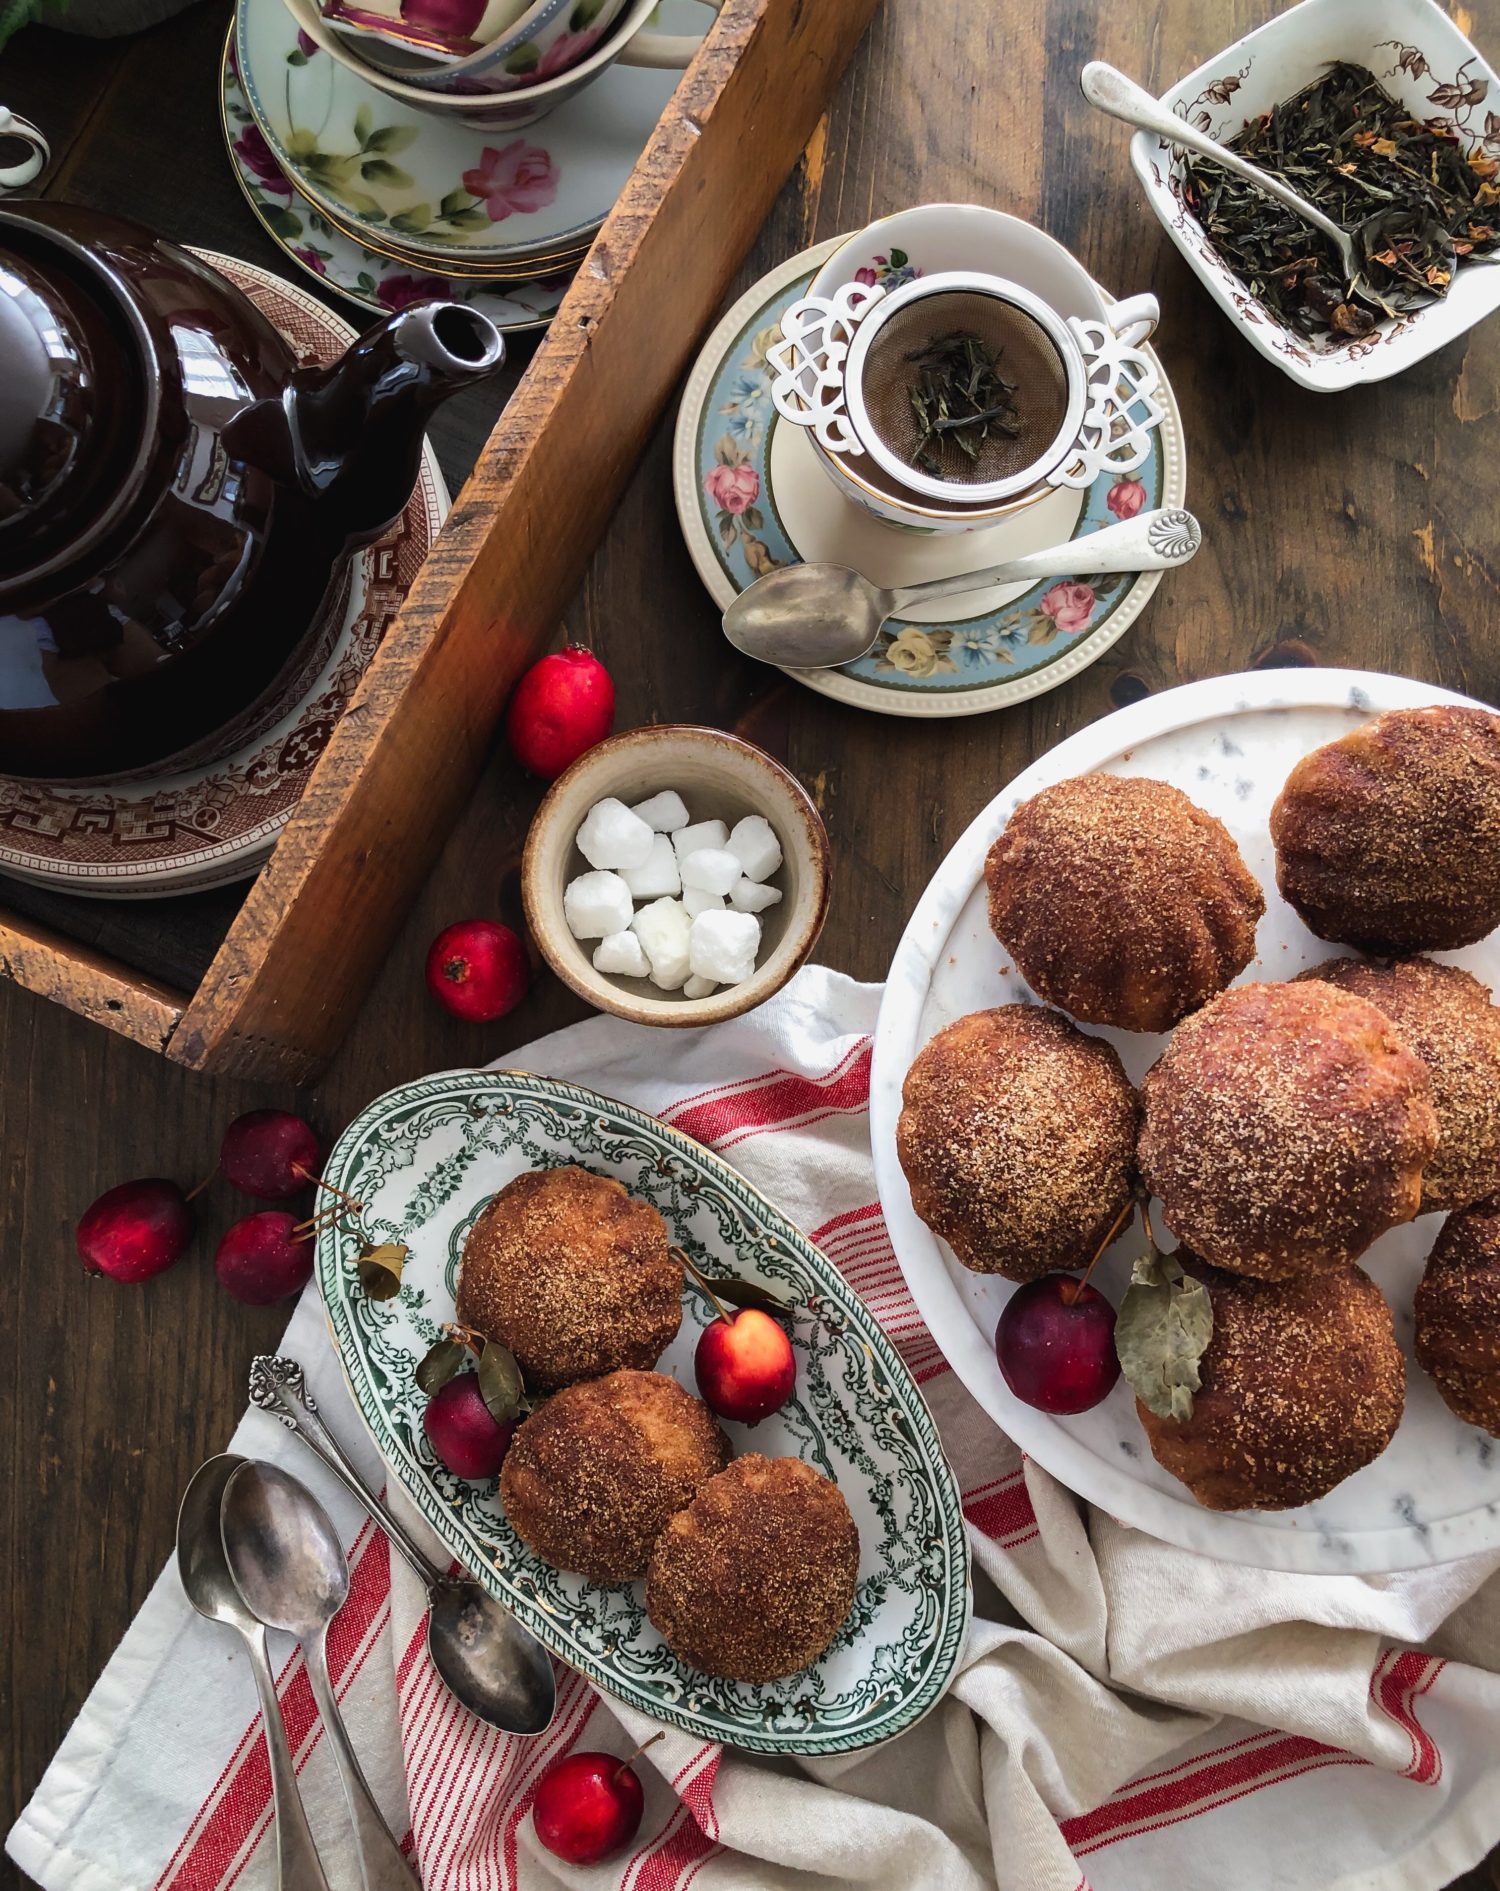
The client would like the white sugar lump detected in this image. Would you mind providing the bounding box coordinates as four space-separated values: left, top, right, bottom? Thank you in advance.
689 908 760 985
564 870 633 939
576 797 654 870
592 930 650 978
630 790 691 833
682 887 724 918
729 876 783 913
632 897 692 990
683 974 717 999
726 814 782 883
679 846 741 896
620 833 681 899
671 818 729 863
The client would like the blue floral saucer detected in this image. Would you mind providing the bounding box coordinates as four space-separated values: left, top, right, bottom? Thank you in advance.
673 239 1188 718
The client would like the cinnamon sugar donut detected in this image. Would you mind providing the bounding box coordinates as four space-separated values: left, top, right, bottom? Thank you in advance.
1415 1204 1500 1435
646 1456 858 1680
1138 1258 1405 1510
457 1166 681 1390
984 773 1264 1032
500 1371 730 1582
897 1006 1138 1282
1270 705 1500 952
1138 980 1437 1279
1299 957 1500 1213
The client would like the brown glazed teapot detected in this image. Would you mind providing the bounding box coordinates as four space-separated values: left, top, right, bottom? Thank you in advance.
0 203 504 780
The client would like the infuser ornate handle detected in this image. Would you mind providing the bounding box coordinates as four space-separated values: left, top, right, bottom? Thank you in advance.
1046 316 1167 491
767 281 885 456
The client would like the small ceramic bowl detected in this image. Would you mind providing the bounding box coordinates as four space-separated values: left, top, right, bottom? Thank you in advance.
522 725 831 1027
1126 0 1500 391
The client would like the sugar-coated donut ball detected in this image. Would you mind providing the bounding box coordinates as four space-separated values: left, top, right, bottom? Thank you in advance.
1138 980 1437 1279
985 774 1264 1032
897 1006 1137 1282
1270 705 1500 953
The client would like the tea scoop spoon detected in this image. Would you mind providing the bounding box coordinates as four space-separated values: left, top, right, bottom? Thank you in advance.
177 1456 333 1891
1079 62 1365 285
249 1355 556 1737
221 1461 416 1891
723 506 1200 669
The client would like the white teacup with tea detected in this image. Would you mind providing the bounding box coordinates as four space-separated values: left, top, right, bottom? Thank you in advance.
775 204 1168 535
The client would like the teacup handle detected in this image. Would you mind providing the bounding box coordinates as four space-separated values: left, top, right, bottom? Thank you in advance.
617 0 723 70
1106 292 1159 350
0 108 48 194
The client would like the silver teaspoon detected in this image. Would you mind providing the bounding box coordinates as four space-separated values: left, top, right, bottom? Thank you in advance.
1079 62 1363 284
222 1462 416 1891
177 1457 333 1891
723 506 1200 669
249 1356 556 1737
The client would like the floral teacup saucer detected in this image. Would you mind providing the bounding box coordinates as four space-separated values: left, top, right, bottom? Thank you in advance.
222 34 573 326
673 240 1188 719
235 0 696 267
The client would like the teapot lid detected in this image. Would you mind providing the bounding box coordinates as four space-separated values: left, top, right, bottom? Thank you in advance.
0 218 148 579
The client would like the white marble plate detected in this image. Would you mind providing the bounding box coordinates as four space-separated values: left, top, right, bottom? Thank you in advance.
869 667 1500 1573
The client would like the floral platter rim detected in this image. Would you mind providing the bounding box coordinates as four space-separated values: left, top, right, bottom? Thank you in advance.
868 665 1500 1575
221 33 571 329
671 240 1188 720
0 252 448 899
233 0 675 267
315 1065 974 1756
1125 0 1500 391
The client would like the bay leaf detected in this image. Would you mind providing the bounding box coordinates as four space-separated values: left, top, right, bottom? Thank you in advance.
357 1241 408 1301
1114 1247 1213 1422
477 1340 524 1425
416 1335 467 1396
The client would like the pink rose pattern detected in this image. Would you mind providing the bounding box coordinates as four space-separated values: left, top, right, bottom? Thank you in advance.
536 26 603 77
461 138 560 224
291 246 329 277
1039 580 1097 635
703 464 760 515
377 273 453 310
1106 477 1146 520
234 125 291 196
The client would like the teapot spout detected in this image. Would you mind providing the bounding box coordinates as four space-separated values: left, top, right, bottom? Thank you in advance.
225 302 505 544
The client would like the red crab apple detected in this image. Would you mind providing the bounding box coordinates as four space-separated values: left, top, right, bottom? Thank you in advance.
995 1273 1120 1415
76 1178 194 1282
215 1211 315 1306
504 644 614 780
423 1372 515 1479
694 1305 796 1425
533 1739 662 1866
220 1110 323 1200
425 920 529 1023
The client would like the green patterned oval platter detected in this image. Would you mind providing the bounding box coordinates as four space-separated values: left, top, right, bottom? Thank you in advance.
316 1067 972 1756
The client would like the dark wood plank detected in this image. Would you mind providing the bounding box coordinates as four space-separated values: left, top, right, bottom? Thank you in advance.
5 0 1500 1882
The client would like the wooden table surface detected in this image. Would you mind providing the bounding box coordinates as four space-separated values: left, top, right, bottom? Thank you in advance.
3 0 1499 1881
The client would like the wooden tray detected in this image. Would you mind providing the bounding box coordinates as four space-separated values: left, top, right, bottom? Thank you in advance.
0 0 878 1082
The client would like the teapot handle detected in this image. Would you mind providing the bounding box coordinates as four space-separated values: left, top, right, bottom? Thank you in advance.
0 109 48 195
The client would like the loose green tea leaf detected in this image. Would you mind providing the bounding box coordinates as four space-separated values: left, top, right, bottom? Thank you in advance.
477 1340 525 1425
1115 1247 1213 1421
1180 61 1500 342
902 329 1020 479
416 1335 468 1396
357 1241 409 1300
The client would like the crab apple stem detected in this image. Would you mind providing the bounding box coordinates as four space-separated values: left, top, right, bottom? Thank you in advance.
294 1166 364 1214
292 1203 346 1239
613 1732 665 1784
1141 1199 1159 1254
673 1247 730 1324
1063 1197 1137 1305
185 1172 216 1203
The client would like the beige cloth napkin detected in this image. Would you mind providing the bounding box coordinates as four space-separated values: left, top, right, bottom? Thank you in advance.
11 966 1500 1891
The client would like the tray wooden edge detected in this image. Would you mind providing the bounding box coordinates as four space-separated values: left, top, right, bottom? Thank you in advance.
158 0 878 1081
